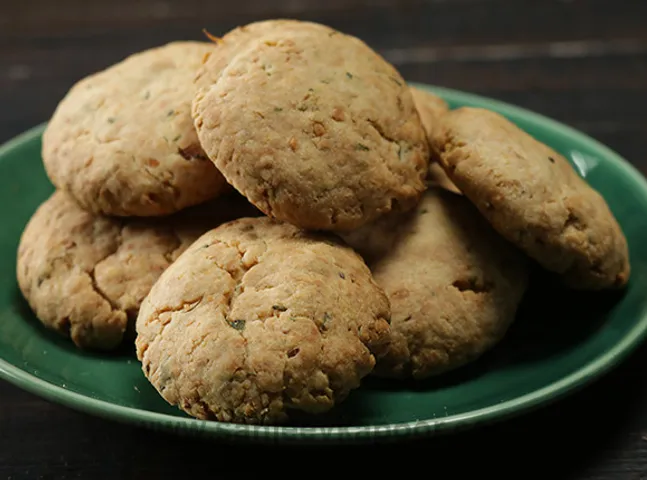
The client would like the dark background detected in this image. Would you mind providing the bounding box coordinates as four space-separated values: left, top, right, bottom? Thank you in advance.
2 0 647 478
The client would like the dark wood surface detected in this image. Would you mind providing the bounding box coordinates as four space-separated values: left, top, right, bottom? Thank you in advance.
2 0 647 477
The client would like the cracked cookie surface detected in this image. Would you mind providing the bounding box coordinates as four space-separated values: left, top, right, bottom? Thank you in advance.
16 191 258 351
42 41 227 217
192 21 429 231
339 188 529 379
430 107 630 290
135 216 391 424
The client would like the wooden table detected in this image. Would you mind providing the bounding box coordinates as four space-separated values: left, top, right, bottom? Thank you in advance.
2 1 647 476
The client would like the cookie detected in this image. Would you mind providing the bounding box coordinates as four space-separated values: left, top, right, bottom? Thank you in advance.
192 21 430 231
339 188 529 379
195 19 322 87
427 163 460 194
135 217 391 424
409 86 459 194
16 191 258 351
410 86 449 142
42 41 228 217
430 107 630 290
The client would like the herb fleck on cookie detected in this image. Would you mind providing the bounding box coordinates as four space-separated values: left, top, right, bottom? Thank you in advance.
229 319 246 331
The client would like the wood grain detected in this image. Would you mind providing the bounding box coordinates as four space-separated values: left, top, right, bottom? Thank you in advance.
1 1 646 477
1 1 646 166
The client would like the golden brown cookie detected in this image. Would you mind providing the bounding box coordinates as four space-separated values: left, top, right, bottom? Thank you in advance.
430 107 630 290
427 163 461 194
192 21 430 231
16 191 258 351
409 86 460 194
194 19 323 88
42 42 228 217
410 86 449 141
135 217 391 424
340 188 528 379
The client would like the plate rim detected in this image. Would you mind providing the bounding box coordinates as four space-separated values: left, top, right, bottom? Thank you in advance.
2 83 647 442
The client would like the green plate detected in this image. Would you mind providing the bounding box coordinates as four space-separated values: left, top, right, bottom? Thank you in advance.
1 83 647 444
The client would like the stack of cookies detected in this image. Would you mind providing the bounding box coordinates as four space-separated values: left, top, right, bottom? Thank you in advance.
16 19 631 425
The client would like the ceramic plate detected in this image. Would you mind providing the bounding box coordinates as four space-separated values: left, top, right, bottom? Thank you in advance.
1 84 647 444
